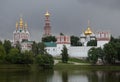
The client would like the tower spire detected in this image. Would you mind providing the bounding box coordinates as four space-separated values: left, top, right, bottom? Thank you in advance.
24 22 28 30
88 20 90 27
16 22 18 30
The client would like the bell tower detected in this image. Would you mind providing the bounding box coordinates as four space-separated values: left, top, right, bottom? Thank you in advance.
43 11 51 37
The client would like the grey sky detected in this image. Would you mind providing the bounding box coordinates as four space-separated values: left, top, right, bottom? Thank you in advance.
0 0 120 41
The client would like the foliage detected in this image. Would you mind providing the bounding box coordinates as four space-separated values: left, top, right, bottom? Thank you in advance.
61 45 69 63
0 45 6 63
36 54 54 69
3 40 12 54
20 51 34 64
15 41 21 53
0 40 2 45
6 48 34 64
6 48 20 64
88 47 104 64
42 36 57 42
60 33 64 36
103 42 117 64
88 47 98 64
32 41 39 56
87 40 97 46
70 36 82 46
37 42 47 55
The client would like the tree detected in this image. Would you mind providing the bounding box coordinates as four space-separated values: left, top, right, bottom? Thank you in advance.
0 45 6 63
15 41 21 53
71 36 82 46
21 50 34 64
7 48 19 63
60 33 64 36
88 47 104 64
0 40 2 45
88 47 99 64
3 40 12 54
42 36 57 42
61 45 69 63
36 54 54 69
38 42 47 55
87 40 97 46
103 43 117 64
32 41 38 56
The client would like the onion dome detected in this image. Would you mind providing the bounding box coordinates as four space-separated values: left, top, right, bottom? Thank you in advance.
84 27 92 35
19 17 24 28
45 11 50 17
84 20 93 35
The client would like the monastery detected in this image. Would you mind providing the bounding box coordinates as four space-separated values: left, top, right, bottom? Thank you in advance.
13 11 111 58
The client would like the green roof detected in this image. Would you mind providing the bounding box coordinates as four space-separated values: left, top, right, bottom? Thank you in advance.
44 42 56 47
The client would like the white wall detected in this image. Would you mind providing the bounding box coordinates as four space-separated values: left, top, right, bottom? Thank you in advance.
68 47 91 58
97 41 109 48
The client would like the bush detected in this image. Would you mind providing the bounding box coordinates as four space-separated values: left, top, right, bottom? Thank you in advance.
36 54 54 69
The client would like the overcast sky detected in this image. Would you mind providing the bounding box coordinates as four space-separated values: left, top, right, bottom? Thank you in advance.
0 0 120 41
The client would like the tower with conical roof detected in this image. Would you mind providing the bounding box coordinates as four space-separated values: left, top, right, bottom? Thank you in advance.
43 11 51 37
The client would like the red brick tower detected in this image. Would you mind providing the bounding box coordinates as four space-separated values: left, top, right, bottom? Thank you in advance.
43 11 51 37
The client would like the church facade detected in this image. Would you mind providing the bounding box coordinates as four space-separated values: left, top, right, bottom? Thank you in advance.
13 17 33 51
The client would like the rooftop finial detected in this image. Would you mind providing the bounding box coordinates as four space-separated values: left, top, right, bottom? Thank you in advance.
16 22 18 30
45 11 50 16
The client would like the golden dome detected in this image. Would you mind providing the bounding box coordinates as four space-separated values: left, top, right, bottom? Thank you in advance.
45 11 50 16
19 17 23 28
84 20 93 35
84 27 92 35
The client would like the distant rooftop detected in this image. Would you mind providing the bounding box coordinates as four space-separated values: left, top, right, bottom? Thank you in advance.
44 42 56 47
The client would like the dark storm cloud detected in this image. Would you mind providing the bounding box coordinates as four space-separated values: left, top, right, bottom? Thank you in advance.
0 0 120 41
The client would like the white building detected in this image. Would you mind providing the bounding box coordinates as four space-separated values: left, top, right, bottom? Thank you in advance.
13 17 33 51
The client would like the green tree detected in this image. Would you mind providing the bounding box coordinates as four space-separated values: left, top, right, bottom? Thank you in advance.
61 45 69 63
0 40 2 45
88 47 99 64
60 33 64 36
36 54 54 69
3 40 12 54
21 50 34 64
71 36 82 46
103 43 117 64
15 41 21 53
88 47 104 64
38 42 47 55
7 48 19 63
42 36 57 42
0 45 6 63
32 41 38 56
87 40 97 46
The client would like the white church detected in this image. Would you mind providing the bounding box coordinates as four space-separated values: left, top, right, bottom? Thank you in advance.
13 17 33 51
